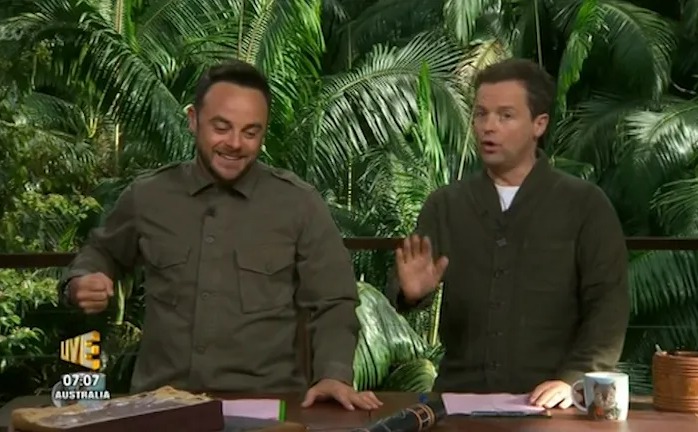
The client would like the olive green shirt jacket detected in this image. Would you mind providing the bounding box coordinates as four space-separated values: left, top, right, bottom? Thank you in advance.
60 160 360 394
387 154 631 393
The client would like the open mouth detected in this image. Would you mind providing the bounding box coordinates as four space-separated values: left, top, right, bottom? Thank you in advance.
215 151 243 161
480 140 499 152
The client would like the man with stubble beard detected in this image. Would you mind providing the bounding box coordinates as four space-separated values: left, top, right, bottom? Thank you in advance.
58 60 382 411
386 58 630 409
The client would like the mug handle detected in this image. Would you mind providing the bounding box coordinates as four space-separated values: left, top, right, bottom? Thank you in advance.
571 379 587 412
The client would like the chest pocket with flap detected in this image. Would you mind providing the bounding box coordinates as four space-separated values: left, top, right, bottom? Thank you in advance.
236 247 296 313
139 237 191 306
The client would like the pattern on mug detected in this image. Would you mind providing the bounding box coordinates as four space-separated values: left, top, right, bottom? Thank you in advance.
588 382 621 420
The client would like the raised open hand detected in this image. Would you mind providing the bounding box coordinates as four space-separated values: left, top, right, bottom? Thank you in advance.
395 234 449 304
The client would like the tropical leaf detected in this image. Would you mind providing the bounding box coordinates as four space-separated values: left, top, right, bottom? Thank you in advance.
284 30 469 188
443 0 498 46
357 65 452 235
553 0 605 116
403 288 443 347
651 177 698 234
680 0 698 38
380 358 437 392
623 300 698 372
548 156 596 180
325 0 444 72
624 99 698 182
606 98 698 232
99 320 142 392
628 250 698 316
552 92 640 173
1 1 191 161
353 281 431 390
598 0 676 100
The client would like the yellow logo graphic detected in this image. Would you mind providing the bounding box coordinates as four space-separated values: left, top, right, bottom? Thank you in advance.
60 331 101 370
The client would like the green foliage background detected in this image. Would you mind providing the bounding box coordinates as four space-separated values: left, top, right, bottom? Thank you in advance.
1 0 698 402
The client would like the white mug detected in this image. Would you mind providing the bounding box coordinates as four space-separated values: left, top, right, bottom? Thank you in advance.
571 371 629 421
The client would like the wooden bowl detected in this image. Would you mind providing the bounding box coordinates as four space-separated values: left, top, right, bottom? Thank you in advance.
652 351 698 413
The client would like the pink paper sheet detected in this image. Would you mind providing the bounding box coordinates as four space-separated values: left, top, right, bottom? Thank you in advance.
221 399 281 419
441 393 546 415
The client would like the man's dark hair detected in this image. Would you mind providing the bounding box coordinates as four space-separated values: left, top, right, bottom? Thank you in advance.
193 59 272 110
474 58 555 118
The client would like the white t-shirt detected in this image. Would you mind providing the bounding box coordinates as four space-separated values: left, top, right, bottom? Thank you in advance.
495 185 519 211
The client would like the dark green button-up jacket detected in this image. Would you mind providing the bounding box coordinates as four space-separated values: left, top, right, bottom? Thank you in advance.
387 154 630 393
61 160 360 394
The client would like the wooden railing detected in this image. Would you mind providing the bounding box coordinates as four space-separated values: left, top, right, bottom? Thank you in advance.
1 236 698 268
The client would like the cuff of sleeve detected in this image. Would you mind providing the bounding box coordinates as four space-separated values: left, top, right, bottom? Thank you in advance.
396 291 432 313
312 361 354 388
395 292 412 313
57 269 91 307
557 369 585 385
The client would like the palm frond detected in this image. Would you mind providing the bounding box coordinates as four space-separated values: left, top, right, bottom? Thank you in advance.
613 98 698 226
600 0 676 99
287 31 469 187
624 300 698 364
628 250 698 316
443 0 499 46
624 98 698 177
2 0 192 161
133 0 241 76
548 156 596 180
650 177 698 234
552 92 639 169
353 281 431 391
553 0 606 116
326 0 443 72
681 0 698 38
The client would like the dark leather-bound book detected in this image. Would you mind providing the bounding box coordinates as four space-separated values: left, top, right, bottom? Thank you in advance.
351 398 446 432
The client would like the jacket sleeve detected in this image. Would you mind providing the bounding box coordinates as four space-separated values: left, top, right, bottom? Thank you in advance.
556 186 630 384
294 189 360 386
385 191 444 313
58 184 140 304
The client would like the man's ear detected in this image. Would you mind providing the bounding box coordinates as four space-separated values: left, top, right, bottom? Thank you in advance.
532 113 549 140
186 104 197 133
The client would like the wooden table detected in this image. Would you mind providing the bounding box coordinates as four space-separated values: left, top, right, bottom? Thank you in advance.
222 392 698 432
1 392 697 431
373 392 698 431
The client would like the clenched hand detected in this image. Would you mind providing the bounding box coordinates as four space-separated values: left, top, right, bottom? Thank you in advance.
68 272 114 314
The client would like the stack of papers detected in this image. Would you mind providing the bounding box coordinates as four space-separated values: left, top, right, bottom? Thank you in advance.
441 393 546 415
221 399 285 420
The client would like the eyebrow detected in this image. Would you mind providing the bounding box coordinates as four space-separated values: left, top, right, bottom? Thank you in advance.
475 105 517 112
209 117 262 130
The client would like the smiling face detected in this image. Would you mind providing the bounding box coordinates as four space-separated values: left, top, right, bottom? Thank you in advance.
473 80 548 172
187 81 269 182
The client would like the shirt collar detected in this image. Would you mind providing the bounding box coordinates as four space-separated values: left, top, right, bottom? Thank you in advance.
479 147 550 184
186 158 262 198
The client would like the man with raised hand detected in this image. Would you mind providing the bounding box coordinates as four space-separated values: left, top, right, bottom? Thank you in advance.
61 59 381 411
387 58 630 409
